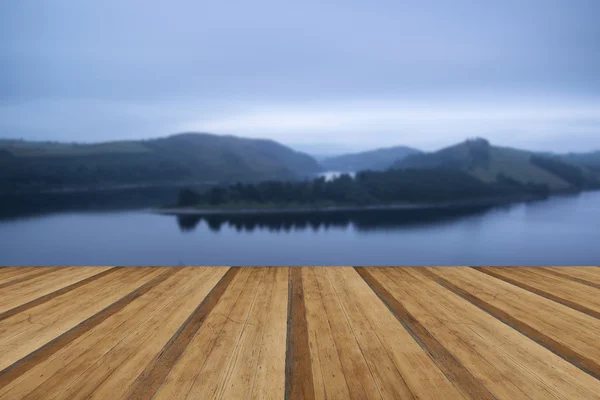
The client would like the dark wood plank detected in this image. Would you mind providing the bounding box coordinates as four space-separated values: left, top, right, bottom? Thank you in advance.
355 267 497 400
285 268 316 400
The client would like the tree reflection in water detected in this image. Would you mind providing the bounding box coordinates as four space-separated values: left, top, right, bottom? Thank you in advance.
176 205 498 233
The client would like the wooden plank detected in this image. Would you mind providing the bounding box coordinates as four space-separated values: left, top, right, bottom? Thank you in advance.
249 267 288 400
182 268 267 399
49 267 229 400
0 267 171 377
0 267 61 288
422 267 600 380
331 268 467 400
151 268 253 399
285 267 316 400
0 268 162 369
124 267 235 400
302 268 352 400
376 268 600 400
0 267 118 322
2 267 197 400
545 267 600 286
319 267 414 399
357 267 495 400
0 266 599 400
0 266 114 314
532 267 600 290
0 268 193 399
0 268 41 282
476 267 600 319
371 268 537 400
219 268 287 399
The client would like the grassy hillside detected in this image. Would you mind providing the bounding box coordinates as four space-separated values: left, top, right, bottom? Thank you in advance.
0 133 322 193
320 146 421 172
394 138 599 192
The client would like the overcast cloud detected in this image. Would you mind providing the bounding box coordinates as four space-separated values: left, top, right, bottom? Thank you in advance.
1 0 599 152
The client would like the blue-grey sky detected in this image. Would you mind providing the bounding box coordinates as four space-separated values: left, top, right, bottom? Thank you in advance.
1 0 599 153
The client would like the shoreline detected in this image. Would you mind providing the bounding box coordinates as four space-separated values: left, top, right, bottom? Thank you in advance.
153 195 542 216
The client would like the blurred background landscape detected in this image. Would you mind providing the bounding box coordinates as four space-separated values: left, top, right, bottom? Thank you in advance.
1 0 599 265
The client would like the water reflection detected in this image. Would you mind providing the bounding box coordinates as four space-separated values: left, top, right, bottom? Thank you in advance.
0 187 180 220
176 205 498 233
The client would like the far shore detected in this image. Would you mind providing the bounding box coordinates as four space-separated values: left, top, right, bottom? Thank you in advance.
153 195 542 216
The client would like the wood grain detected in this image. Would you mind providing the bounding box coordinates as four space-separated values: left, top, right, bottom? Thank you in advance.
421 267 600 380
125 267 235 400
0 266 599 400
357 267 495 400
475 267 600 319
0 267 174 387
0 267 117 322
285 267 315 400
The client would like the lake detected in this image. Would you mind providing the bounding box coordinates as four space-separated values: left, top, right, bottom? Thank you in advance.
1 190 599 265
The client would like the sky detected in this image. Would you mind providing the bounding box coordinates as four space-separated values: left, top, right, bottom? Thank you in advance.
1 0 599 154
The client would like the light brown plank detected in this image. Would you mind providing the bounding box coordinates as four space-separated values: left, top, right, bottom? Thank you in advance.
0 266 598 400
183 268 267 399
0 268 42 282
219 267 287 400
320 267 417 399
422 267 600 379
0 268 188 399
476 267 600 319
332 268 468 400
151 268 253 399
0 267 61 288
375 268 600 400
0 267 166 372
532 267 600 290
249 267 288 400
49 267 228 400
0 268 118 322
547 267 600 285
0 266 114 314
357 267 494 400
303 267 353 400
125 267 235 400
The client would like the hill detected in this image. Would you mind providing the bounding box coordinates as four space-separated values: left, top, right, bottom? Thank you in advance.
393 138 600 192
0 133 322 193
320 146 421 172
560 151 600 169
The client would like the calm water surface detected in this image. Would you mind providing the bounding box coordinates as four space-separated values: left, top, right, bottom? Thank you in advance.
1 191 599 265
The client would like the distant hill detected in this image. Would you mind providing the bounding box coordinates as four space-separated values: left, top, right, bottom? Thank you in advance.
560 151 600 169
393 138 600 192
0 133 322 193
321 146 421 172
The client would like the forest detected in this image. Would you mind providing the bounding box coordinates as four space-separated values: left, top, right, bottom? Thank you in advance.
176 168 550 208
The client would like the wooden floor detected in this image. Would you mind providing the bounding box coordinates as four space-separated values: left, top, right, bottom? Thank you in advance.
0 267 599 399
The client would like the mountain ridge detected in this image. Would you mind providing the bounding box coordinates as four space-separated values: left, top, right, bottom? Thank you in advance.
393 138 600 192
0 132 322 193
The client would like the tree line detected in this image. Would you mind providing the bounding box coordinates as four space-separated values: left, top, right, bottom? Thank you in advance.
177 168 550 207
